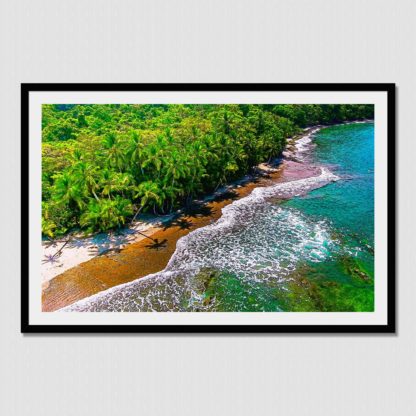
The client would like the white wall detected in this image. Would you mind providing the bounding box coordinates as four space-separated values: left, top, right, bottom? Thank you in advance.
0 1 415 415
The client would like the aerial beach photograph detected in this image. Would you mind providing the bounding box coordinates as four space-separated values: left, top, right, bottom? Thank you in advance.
39 103 375 313
6 1 410 414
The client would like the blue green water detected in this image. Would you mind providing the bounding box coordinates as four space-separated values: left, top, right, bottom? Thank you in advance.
280 122 375 311
66 122 375 312
289 123 374 248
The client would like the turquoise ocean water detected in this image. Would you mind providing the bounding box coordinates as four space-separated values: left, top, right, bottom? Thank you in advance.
66 122 375 312
282 122 375 311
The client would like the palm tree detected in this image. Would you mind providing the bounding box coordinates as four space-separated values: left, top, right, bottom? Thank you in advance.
71 161 100 202
80 197 133 233
52 171 85 209
102 133 125 171
132 181 162 220
126 131 145 178
100 170 132 200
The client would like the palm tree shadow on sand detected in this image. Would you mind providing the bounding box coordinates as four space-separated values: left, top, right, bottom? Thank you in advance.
144 238 168 250
162 217 193 231
42 174 260 264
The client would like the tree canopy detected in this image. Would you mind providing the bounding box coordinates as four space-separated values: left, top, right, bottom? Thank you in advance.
41 103 374 237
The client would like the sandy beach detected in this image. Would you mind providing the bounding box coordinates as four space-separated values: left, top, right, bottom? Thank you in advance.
42 217 169 283
42 127 322 311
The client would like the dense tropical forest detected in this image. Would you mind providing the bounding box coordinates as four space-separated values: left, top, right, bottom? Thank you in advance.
42 104 373 237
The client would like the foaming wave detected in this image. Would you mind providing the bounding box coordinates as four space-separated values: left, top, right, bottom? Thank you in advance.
293 128 321 160
63 167 340 312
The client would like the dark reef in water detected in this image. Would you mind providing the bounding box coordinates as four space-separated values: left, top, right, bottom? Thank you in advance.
62 122 375 313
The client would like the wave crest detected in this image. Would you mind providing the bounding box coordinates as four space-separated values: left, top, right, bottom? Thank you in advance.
62 167 340 312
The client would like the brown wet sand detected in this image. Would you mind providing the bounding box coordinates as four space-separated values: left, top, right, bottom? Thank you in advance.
42 160 319 311
42 147 320 311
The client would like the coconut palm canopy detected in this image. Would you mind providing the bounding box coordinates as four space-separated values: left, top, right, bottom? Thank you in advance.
41 104 373 237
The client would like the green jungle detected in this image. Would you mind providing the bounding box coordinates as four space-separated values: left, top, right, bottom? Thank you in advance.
42 104 373 238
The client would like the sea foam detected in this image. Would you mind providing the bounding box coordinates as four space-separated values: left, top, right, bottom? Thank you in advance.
63 166 340 312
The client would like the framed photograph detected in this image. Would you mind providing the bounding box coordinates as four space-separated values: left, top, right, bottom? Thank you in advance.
21 83 395 333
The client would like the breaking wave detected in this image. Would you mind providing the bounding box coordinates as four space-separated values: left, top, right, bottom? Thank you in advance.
293 128 321 160
63 167 340 312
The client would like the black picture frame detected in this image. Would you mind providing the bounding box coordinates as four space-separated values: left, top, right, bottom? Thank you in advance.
21 83 396 334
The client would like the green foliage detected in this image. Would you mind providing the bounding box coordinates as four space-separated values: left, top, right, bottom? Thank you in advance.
41 103 374 237
79 197 133 233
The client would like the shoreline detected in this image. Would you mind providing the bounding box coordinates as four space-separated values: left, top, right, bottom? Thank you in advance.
41 156 283 284
41 124 319 283
42 121 370 311
42 216 172 283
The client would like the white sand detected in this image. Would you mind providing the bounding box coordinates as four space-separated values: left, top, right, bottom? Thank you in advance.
40 163 276 284
41 216 171 283
42 124 354 284
40 154 290 284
